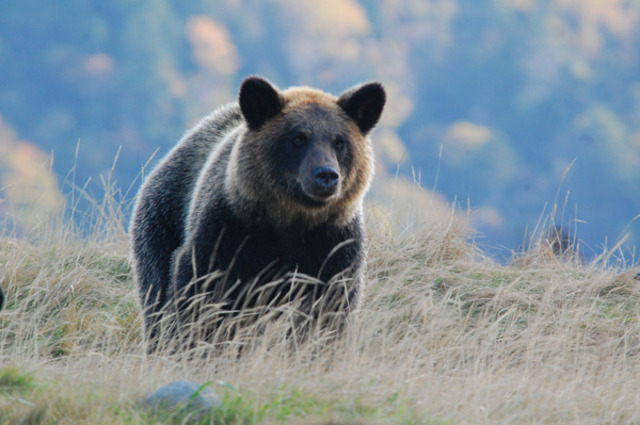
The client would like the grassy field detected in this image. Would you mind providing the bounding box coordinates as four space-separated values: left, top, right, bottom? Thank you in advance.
1 188 640 424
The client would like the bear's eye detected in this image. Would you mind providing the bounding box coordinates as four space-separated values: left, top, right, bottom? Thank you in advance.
292 133 308 147
334 135 346 152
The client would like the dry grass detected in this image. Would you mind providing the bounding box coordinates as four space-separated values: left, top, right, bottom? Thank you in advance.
1 185 640 424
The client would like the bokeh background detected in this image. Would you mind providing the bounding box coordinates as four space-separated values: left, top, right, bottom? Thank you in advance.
1 0 640 259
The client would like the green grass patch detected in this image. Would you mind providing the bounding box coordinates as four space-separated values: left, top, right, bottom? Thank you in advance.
0 366 36 394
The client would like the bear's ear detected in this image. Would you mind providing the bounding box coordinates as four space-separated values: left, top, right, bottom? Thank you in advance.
337 82 386 134
239 76 284 130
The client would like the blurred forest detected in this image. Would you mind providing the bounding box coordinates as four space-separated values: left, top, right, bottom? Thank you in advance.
1 0 640 259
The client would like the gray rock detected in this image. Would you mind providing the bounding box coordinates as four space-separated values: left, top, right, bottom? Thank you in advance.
144 380 222 417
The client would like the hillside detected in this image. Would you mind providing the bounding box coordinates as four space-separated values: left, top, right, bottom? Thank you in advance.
1 191 639 424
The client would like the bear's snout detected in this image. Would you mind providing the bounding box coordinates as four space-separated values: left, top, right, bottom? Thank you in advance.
312 166 339 190
302 164 341 202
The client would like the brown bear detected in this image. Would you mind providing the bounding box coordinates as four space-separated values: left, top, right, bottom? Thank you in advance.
129 76 385 352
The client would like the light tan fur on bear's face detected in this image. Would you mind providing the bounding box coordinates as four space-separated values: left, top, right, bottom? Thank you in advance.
225 86 374 230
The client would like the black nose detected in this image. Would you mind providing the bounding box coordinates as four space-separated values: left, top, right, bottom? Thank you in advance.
312 166 339 189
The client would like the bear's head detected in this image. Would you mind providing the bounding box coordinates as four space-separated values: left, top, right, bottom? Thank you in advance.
227 76 385 229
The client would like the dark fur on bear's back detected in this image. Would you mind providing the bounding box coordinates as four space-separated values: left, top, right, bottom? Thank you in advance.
130 76 385 351
129 105 243 341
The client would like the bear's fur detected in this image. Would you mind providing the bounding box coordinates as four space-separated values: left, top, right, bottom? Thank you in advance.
129 76 385 351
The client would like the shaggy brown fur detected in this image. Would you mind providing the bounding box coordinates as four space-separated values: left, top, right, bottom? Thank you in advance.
130 76 385 351
224 86 374 230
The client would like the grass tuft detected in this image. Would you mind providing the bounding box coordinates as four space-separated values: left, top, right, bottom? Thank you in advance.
0 365 35 393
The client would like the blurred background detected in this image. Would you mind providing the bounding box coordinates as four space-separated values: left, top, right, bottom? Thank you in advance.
1 0 640 259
